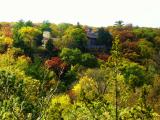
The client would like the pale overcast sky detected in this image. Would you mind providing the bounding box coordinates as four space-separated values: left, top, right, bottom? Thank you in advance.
0 0 160 27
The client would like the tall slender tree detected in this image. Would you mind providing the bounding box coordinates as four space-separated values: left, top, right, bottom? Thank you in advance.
111 36 122 120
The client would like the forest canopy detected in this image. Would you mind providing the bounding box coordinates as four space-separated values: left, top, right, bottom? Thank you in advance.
0 20 160 120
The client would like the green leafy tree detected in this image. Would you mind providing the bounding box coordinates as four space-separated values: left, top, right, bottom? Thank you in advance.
61 27 87 51
40 20 51 32
50 24 60 37
63 65 78 86
60 48 81 65
18 27 41 58
13 20 33 47
19 26 42 48
133 28 157 41
81 53 98 68
97 27 113 48
45 95 71 120
119 105 158 120
45 39 56 57
121 61 148 91
111 36 122 120
137 39 155 59
72 75 114 119
58 23 73 36
0 97 25 120
114 20 124 28
12 20 26 47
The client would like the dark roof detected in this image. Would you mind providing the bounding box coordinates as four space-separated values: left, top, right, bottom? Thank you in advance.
87 32 98 39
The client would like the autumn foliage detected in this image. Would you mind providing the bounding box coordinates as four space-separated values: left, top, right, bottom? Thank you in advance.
96 53 109 61
0 23 13 37
45 57 67 77
1 21 160 119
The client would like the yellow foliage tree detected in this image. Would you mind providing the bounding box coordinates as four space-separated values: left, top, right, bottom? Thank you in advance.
19 27 41 48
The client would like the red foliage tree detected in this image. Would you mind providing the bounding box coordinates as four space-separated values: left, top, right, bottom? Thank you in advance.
45 57 67 77
96 53 109 61
118 30 135 42
122 41 140 61
122 41 138 53
110 27 135 42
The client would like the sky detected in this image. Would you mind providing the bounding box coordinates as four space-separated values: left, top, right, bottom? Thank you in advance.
0 0 160 27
